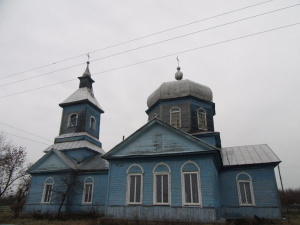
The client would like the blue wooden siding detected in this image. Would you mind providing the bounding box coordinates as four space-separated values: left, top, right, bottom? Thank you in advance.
25 172 108 214
219 166 281 219
60 104 101 139
114 125 213 157
106 154 220 221
63 149 97 163
32 153 69 171
85 104 101 139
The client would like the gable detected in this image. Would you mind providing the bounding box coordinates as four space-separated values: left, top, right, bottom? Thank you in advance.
104 119 218 158
27 150 75 173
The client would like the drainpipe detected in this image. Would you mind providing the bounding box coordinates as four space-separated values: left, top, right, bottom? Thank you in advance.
278 165 289 222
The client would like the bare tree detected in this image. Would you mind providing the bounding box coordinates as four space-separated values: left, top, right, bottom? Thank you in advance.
10 175 31 217
52 170 82 218
0 134 28 198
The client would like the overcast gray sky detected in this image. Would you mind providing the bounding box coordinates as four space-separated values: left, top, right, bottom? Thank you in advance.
0 0 299 189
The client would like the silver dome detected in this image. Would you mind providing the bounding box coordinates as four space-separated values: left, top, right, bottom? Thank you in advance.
147 79 213 108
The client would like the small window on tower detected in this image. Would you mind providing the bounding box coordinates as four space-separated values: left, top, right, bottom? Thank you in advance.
170 107 181 128
68 114 78 127
197 108 207 130
90 116 96 131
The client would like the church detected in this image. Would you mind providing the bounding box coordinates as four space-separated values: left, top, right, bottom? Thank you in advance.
24 62 282 222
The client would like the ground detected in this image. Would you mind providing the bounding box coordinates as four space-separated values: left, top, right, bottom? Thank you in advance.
0 211 299 225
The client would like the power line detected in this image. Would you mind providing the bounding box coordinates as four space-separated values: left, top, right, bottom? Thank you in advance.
0 122 52 142
0 0 275 80
1 131 51 146
1 3 298 88
0 22 298 99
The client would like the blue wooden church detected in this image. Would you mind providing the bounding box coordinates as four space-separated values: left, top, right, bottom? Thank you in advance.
25 63 282 222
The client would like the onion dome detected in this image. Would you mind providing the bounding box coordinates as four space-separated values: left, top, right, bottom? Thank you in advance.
147 67 213 109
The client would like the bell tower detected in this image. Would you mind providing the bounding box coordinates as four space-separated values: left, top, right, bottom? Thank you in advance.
57 62 104 147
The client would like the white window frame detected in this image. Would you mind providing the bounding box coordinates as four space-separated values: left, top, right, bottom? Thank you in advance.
170 107 181 128
90 116 96 131
68 113 78 127
236 172 255 206
197 107 207 130
181 161 202 206
153 162 171 205
41 177 54 204
126 164 144 205
82 177 94 205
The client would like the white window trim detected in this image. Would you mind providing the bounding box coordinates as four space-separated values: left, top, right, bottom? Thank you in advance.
180 161 202 207
197 107 207 130
82 177 94 205
126 164 144 205
153 162 171 205
41 177 54 204
236 172 255 206
90 116 96 131
170 107 181 128
68 113 78 127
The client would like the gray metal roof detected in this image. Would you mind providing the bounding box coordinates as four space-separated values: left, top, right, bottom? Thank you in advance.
221 144 280 167
78 154 109 170
147 79 213 108
55 132 99 142
60 87 103 111
53 149 77 169
44 140 105 154
82 63 91 77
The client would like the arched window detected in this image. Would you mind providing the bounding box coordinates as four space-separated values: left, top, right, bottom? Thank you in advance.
181 161 201 206
126 164 144 204
41 177 54 204
236 172 255 206
82 177 94 204
153 163 171 205
68 113 78 127
90 116 96 131
170 107 181 128
197 107 207 130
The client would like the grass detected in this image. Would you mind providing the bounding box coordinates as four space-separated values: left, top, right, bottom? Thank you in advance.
1 211 300 225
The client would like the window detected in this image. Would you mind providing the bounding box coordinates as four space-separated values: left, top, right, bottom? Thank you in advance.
90 116 96 131
126 164 143 204
153 163 171 205
41 177 54 204
82 177 94 204
68 113 78 127
236 172 255 206
181 161 201 206
170 107 181 128
197 107 207 130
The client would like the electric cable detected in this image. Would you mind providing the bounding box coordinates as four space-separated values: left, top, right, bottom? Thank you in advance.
0 122 53 142
0 0 275 80
0 22 298 99
1 3 298 88
1 131 51 146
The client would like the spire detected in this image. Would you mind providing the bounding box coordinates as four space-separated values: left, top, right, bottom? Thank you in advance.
78 60 95 89
82 61 91 77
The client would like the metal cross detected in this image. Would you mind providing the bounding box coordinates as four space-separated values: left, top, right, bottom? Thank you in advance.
87 53 91 62
176 55 180 67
